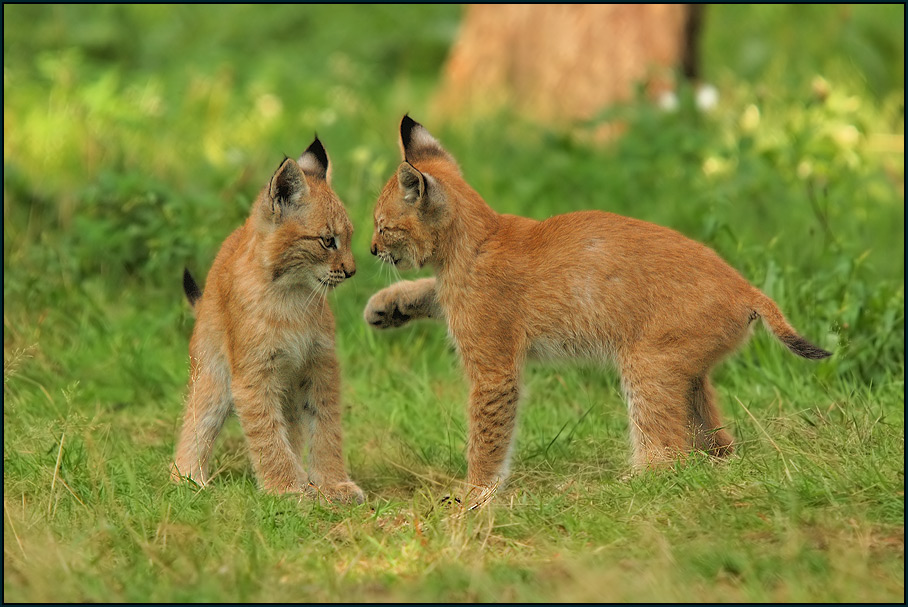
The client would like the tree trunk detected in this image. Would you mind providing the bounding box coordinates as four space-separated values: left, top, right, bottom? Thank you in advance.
433 4 702 124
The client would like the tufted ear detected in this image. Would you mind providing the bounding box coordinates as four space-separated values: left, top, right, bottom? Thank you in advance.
399 115 456 165
268 156 309 217
297 135 330 182
397 162 426 205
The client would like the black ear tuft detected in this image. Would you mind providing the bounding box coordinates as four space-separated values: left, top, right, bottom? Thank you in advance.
400 114 419 155
298 136 329 180
398 115 456 166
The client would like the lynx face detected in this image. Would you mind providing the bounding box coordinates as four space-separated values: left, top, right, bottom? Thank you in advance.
371 118 456 271
261 152 355 289
370 175 439 271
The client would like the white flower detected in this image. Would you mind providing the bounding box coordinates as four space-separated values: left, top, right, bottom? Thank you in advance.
696 84 719 112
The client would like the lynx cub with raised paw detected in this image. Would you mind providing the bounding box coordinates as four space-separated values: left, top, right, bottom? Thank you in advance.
366 116 830 495
172 138 363 503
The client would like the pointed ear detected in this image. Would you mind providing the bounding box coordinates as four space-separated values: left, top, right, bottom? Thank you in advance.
399 115 455 165
268 157 309 216
397 162 425 204
297 136 330 182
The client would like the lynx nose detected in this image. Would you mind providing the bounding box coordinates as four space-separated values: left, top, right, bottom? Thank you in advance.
344 267 356 278
370 243 377 256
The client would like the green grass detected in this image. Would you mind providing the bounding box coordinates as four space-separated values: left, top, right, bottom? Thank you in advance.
4 4 904 603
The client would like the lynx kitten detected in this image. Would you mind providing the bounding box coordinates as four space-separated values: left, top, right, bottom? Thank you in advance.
172 138 363 503
365 116 830 496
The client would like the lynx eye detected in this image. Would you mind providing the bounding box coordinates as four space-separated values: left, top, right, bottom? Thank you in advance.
319 235 338 250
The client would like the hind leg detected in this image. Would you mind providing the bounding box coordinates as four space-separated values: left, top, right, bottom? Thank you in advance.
689 374 734 457
172 358 232 486
620 358 694 469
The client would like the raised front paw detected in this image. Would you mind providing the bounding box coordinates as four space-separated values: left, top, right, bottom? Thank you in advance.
312 480 365 504
364 289 413 329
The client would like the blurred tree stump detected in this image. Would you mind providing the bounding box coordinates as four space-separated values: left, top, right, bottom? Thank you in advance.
433 4 703 126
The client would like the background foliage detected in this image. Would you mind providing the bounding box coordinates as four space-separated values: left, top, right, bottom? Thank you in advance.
4 4 904 602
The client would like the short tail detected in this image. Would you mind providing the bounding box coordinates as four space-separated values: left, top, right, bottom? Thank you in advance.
183 268 202 307
752 291 832 360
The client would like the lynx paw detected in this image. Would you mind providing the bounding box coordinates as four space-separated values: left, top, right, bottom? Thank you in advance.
312 481 365 504
364 290 413 329
463 483 499 511
169 462 207 489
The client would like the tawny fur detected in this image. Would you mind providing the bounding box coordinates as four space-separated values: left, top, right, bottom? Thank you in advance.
171 138 363 503
365 116 830 492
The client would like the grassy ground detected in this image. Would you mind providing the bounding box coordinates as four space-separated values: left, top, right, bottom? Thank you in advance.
4 4 904 602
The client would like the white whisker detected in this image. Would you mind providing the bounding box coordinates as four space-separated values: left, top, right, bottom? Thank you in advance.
381 256 395 286
299 280 326 316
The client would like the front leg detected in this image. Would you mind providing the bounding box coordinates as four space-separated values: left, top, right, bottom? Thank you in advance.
364 277 442 329
464 360 523 495
231 370 308 494
302 354 364 504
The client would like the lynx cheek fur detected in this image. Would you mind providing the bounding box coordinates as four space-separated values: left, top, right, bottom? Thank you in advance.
365 116 831 493
171 138 363 503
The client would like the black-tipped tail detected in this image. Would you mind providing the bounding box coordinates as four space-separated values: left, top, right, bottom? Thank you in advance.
183 268 202 307
753 292 832 361
780 335 832 360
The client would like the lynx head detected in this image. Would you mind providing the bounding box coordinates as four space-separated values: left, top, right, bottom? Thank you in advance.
256 137 355 289
370 115 459 271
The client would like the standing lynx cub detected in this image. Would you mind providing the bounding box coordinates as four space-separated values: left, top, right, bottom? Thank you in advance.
172 138 363 503
365 116 830 495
